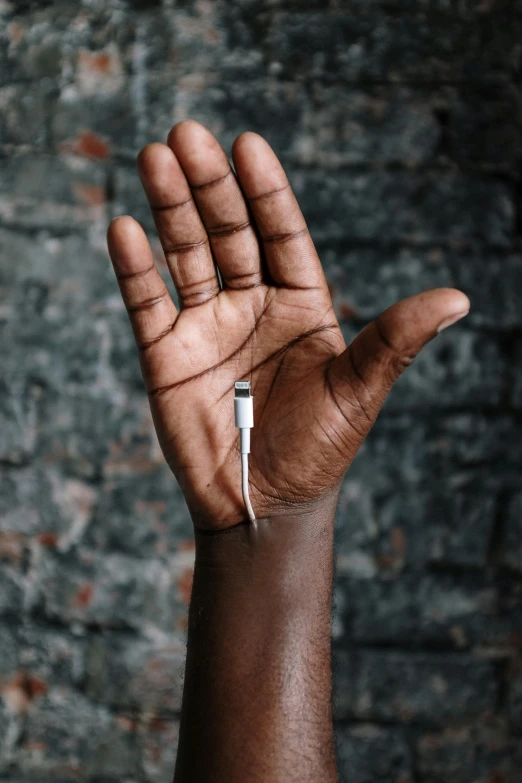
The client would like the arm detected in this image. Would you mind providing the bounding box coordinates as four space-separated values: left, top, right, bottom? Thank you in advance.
176 500 338 782
106 120 470 783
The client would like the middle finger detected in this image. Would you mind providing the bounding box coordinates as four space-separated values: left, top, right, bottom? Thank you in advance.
167 121 264 292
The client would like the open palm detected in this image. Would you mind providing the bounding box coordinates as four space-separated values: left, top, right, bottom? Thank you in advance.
107 121 469 530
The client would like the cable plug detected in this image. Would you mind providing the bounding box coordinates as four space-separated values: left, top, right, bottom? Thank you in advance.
234 381 256 524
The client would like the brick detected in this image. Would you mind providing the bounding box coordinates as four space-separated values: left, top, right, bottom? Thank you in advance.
336 477 499 577
152 3 229 75
452 251 522 329
4 316 107 394
416 725 522 783
502 494 522 574
0 567 24 618
84 632 184 713
303 84 440 167
0 627 19 681
340 416 430 496
265 0 516 11
269 9 521 83
0 627 84 722
292 171 513 247
508 659 522 732
342 415 520 500
0 229 119 315
1 5 135 86
324 245 451 322
323 246 522 330
336 573 505 650
147 74 307 163
376 485 497 570
424 415 522 483
0 84 51 149
10 627 84 692
0 376 38 466
211 2 271 78
0 11 64 84
149 80 440 167
0 465 98 554
73 43 128 100
339 415 522 503
334 476 379 581
340 324 505 410
512 339 522 408
0 701 8 759
335 723 413 783
447 83 522 173
0 697 18 773
35 388 159 479
0 779 91 783
139 717 179 783
334 649 497 724
496 581 522 653
85 465 192 558
51 90 137 160
16 690 140 778
32 547 190 634
0 156 107 232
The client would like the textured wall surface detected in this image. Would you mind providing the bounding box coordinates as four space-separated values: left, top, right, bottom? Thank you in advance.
0 1 521 781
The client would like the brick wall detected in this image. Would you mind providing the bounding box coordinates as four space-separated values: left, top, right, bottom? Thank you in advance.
0 1 521 781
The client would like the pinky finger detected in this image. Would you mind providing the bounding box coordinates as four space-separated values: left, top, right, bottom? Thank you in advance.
107 216 178 351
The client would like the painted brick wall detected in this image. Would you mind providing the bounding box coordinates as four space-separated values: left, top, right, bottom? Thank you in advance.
0 1 521 781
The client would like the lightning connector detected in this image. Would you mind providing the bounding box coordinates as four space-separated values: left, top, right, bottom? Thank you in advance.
234 381 256 525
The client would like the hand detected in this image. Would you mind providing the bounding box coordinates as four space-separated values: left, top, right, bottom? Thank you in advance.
107 121 469 530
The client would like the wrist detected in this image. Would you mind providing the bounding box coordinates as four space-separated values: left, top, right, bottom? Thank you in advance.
187 475 343 533
193 489 340 581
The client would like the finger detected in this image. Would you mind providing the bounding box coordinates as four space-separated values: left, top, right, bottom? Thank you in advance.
107 216 178 351
137 143 220 309
231 132 327 291
326 288 470 444
167 121 263 291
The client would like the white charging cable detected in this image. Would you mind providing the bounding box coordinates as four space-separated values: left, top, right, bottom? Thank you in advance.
234 381 256 525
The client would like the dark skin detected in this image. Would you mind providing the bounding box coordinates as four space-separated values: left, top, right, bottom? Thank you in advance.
107 120 470 782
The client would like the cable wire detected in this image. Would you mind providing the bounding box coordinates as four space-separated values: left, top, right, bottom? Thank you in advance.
241 452 256 525
234 381 256 525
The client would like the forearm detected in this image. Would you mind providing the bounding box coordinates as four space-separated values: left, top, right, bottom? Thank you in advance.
174 493 339 783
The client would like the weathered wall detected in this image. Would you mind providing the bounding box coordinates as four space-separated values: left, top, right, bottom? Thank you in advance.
0 1 521 781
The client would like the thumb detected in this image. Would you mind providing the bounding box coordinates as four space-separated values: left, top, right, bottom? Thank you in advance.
326 288 470 436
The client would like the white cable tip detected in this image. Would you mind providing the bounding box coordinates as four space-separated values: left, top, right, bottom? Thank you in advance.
234 381 256 525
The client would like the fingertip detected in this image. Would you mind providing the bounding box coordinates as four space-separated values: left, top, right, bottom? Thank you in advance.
137 142 174 177
136 142 188 205
167 119 229 184
106 215 152 276
432 286 470 310
232 132 287 198
107 215 129 248
107 214 142 244
425 287 471 327
232 130 267 154
434 288 471 333
107 214 125 236
167 119 210 149
108 214 133 228
404 287 470 319
448 288 471 316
